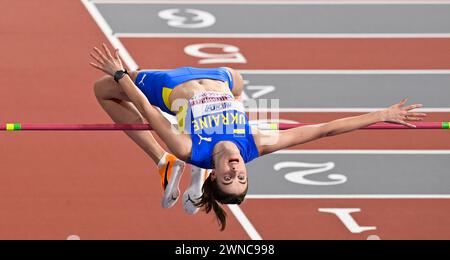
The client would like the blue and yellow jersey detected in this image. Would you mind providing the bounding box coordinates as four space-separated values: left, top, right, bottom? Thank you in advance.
185 92 259 169
134 67 234 115
134 67 259 169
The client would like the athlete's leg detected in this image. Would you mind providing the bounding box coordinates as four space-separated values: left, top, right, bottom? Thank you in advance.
93 72 186 208
93 72 165 163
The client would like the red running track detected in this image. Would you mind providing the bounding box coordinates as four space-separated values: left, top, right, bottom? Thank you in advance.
0 0 248 240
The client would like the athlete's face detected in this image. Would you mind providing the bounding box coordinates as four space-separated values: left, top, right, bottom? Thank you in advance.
212 157 248 196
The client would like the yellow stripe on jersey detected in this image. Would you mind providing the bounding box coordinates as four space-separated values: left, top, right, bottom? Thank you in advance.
234 128 246 135
162 87 173 111
177 103 189 133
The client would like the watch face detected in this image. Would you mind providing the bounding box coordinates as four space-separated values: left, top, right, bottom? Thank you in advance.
114 71 125 82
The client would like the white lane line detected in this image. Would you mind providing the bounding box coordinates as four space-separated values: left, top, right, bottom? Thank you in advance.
91 0 450 5
82 0 178 125
228 205 263 240
247 195 450 199
116 33 450 39
81 0 139 71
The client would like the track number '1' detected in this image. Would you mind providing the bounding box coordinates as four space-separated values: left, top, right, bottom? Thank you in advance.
319 208 377 234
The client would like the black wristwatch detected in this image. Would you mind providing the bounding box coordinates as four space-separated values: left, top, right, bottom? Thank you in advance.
114 69 129 83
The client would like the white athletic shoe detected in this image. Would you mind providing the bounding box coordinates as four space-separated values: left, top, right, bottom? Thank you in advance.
159 153 186 209
182 166 211 215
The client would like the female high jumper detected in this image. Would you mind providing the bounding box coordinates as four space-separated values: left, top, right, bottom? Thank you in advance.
90 44 427 231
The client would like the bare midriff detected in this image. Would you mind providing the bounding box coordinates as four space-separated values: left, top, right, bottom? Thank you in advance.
168 79 233 115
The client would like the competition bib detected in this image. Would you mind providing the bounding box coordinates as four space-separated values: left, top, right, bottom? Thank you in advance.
190 92 244 118
189 92 247 135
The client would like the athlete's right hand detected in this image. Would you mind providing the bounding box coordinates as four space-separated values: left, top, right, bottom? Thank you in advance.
89 43 125 76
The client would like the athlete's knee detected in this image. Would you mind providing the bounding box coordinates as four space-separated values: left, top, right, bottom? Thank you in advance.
93 71 139 100
93 75 115 99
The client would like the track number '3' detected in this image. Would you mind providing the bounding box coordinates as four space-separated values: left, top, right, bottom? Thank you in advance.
158 9 216 29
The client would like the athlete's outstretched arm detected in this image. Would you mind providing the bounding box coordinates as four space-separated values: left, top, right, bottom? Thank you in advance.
89 44 192 160
256 99 427 156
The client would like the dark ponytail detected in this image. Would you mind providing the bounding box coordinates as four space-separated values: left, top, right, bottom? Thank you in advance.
195 175 248 231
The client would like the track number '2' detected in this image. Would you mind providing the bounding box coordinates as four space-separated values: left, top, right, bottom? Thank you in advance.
158 9 216 29
274 162 348 186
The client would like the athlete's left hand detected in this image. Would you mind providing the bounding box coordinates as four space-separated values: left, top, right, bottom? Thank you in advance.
89 43 125 76
381 98 427 128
